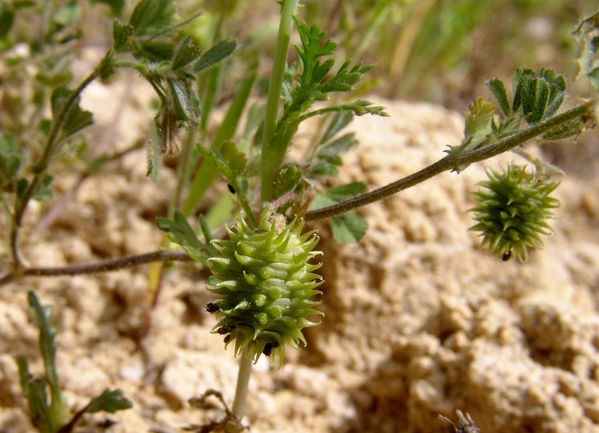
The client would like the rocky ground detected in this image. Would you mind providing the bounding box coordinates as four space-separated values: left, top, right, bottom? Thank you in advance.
1 81 599 433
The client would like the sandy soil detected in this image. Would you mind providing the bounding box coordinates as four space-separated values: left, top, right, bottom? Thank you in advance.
1 86 599 433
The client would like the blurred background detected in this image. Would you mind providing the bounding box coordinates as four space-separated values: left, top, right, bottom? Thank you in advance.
2 0 598 175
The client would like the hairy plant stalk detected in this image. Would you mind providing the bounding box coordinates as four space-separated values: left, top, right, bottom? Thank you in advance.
0 251 192 286
304 103 589 221
261 0 299 202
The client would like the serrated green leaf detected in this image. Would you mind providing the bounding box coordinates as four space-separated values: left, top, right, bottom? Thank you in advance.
112 20 134 52
172 36 201 71
326 182 367 202
155 210 208 262
320 111 353 144
193 39 237 73
128 0 176 37
487 78 510 116
331 213 368 243
294 18 336 87
85 389 132 413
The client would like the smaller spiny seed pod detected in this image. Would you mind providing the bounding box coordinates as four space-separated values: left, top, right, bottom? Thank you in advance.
206 206 323 365
469 164 560 262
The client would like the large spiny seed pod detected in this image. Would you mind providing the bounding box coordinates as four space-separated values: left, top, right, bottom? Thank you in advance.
206 206 323 365
469 164 560 262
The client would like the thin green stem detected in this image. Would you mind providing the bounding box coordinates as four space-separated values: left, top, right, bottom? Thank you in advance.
305 104 589 222
231 346 254 419
261 0 299 202
10 61 105 269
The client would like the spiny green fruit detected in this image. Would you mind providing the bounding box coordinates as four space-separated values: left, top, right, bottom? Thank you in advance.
206 206 324 365
469 164 560 262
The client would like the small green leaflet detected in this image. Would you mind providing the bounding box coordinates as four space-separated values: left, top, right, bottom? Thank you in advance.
50 87 93 139
156 210 209 263
193 39 237 73
85 389 132 413
310 182 368 243
128 0 176 37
